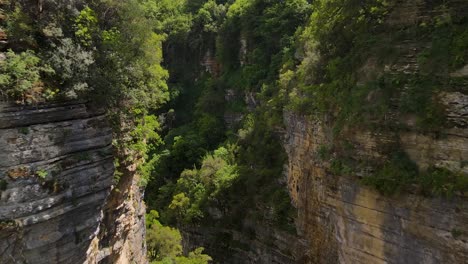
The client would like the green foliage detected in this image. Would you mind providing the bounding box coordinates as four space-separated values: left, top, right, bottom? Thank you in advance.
417 7 468 72
175 248 212 264
146 210 212 264
36 169 48 179
74 6 98 47
138 1 468 261
147 210 183 261
284 0 394 120
362 152 468 197
168 192 192 220
362 152 418 195
219 0 311 85
317 144 332 161
145 0 302 238
47 38 94 99
451 228 463 239
141 0 192 39
0 50 54 103
0 179 8 191
272 0 468 199
282 0 468 135
329 158 353 176
5 6 36 48
194 0 226 34
419 167 468 197
166 145 239 224
398 75 447 130
18 127 29 135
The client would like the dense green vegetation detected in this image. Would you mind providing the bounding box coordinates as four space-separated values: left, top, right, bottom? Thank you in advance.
0 0 171 188
144 0 309 237
2 0 467 262
146 210 212 264
283 0 468 196
0 0 209 262
144 1 467 240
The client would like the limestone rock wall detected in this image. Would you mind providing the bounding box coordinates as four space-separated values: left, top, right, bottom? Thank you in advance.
283 111 468 264
281 1 468 262
88 164 148 264
0 101 113 263
182 219 309 264
0 101 147 264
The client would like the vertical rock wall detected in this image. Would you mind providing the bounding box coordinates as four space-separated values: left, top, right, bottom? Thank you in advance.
87 164 148 264
0 101 147 264
281 1 468 262
0 101 113 263
283 111 468 263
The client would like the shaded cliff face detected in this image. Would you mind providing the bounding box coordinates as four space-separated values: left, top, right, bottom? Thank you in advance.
0 102 147 264
182 214 309 264
284 112 468 263
0 102 113 263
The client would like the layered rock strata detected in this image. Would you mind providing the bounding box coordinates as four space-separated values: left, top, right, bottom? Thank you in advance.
283 108 468 263
0 101 113 263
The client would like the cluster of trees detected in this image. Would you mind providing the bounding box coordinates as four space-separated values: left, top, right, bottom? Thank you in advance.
0 0 214 262
146 210 212 264
147 1 467 252
5 0 465 262
145 0 308 238
167 145 239 223
0 0 168 109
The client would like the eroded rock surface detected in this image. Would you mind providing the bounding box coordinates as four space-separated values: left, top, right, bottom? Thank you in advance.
0 101 147 264
284 112 468 264
0 101 113 263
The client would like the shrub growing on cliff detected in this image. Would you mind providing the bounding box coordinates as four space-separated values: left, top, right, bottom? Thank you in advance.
0 50 54 104
362 152 418 195
362 151 468 197
166 146 239 224
46 38 94 99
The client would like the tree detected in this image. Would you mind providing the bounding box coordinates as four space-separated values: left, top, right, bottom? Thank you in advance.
0 49 54 103
146 210 212 264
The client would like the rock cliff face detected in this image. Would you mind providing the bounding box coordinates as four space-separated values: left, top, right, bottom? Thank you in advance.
87 160 148 264
0 101 147 264
0 101 113 263
284 111 468 263
281 1 468 262
182 217 308 264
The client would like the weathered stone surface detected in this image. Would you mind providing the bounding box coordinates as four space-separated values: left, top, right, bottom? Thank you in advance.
0 101 113 264
87 169 148 264
183 220 309 264
0 101 147 264
283 112 468 264
280 2 468 261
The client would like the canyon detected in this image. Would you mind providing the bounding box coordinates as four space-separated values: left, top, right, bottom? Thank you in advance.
1 0 468 263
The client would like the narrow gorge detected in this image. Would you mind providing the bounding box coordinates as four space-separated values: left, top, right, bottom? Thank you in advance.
0 0 467 264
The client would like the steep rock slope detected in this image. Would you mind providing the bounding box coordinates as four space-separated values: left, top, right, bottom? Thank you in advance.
284 111 468 263
282 1 468 262
182 216 309 264
87 158 148 264
0 101 113 263
0 102 146 264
